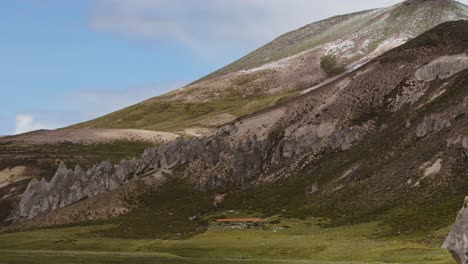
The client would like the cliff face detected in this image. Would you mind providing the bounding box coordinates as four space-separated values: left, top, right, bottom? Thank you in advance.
443 198 468 264
7 21 468 224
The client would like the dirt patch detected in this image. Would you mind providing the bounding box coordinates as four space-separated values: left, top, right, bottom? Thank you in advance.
0 167 30 189
199 113 237 127
1 129 179 145
182 127 212 137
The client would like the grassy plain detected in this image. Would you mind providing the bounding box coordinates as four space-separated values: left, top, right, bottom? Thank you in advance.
0 216 453 264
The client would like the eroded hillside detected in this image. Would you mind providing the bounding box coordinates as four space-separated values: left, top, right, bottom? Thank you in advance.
5 21 468 244
72 0 468 135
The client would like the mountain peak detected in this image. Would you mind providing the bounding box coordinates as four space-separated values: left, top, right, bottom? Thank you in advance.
402 0 454 5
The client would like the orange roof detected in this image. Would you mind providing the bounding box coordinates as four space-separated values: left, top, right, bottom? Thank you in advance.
216 218 262 223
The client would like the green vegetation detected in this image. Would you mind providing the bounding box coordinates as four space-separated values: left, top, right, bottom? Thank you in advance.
0 141 154 180
71 92 299 133
68 141 155 165
0 251 192 264
0 217 453 264
381 195 466 236
320 54 346 76
97 179 213 239
0 200 11 223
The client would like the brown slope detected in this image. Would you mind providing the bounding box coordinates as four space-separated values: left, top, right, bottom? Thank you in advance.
5 21 468 239
72 0 468 135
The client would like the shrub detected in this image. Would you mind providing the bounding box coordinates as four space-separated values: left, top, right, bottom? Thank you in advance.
320 54 345 76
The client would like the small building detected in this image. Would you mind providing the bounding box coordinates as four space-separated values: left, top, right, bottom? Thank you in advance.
215 218 265 229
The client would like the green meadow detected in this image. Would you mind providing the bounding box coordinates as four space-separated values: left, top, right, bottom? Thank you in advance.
0 216 454 264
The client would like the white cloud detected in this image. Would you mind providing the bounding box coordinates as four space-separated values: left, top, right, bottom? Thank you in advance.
90 0 468 55
5 82 183 136
89 0 403 54
14 114 59 135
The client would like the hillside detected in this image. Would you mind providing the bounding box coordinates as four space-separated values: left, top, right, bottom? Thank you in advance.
0 129 177 225
72 0 468 135
5 19 468 250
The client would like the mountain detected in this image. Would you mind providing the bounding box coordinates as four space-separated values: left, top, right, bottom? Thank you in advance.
71 0 468 136
6 19 468 250
2 3 468 262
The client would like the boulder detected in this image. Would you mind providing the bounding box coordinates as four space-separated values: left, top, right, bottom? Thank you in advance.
443 197 468 264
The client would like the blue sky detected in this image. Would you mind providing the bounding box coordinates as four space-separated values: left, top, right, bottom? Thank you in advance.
2 0 467 135
1 0 223 135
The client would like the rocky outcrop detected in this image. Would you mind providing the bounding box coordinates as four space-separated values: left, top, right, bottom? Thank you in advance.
447 135 468 159
415 54 468 82
7 118 368 222
464 137 468 159
443 197 468 264
4 135 267 221
415 115 451 138
8 160 130 220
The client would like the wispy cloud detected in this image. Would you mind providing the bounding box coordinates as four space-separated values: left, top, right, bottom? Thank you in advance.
7 82 184 136
89 0 401 54
14 114 60 135
66 82 184 121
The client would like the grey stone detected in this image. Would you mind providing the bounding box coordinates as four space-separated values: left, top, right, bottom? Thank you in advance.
443 197 468 264
415 54 468 82
305 182 319 195
415 115 451 138
8 113 366 221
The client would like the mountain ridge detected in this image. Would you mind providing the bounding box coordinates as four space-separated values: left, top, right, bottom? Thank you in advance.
6 21 468 237
71 0 468 136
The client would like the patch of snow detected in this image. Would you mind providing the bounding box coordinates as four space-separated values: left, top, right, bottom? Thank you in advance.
361 39 372 50
374 38 407 54
423 158 443 177
240 47 320 74
325 39 355 56
413 158 443 188
428 88 447 104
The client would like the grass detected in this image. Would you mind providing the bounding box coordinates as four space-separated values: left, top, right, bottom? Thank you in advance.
95 178 214 239
71 92 299 133
0 141 154 180
0 217 453 264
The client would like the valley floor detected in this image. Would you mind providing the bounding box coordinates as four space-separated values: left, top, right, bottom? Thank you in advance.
0 217 454 264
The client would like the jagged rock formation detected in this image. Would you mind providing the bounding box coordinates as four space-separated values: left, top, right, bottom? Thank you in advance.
8 21 468 223
9 161 130 220
443 197 468 264
10 131 339 221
